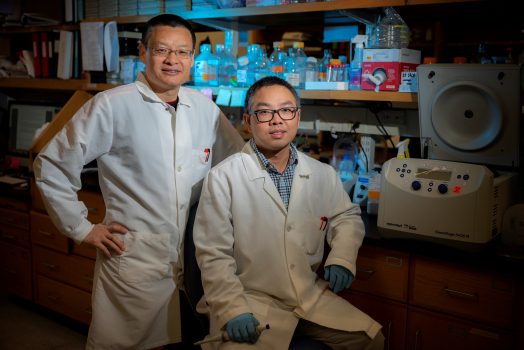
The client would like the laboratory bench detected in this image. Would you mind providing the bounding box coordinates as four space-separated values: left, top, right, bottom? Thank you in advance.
1 181 523 349
346 210 524 350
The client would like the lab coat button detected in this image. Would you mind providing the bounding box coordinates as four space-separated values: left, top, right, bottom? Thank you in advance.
177 166 182 172
290 264 295 270
287 225 292 231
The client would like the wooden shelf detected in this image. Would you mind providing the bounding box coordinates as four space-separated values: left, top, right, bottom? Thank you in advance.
299 89 416 103
83 0 405 24
0 78 417 103
0 78 117 92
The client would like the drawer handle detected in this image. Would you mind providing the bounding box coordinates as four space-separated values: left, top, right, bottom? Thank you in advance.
1 233 16 241
46 293 61 302
385 256 403 267
386 321 392 350
82 275 94 283
444 287 478 301
42 262 59 270
414 329 421 350
38 230 54 238
356 267 375 280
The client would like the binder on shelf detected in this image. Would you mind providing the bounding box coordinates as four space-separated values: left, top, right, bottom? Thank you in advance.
41 31 50 78
48 31 59 78
32 32 41 78
57 30 74 80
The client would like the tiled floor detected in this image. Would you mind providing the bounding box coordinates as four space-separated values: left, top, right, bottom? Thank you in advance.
0 295 88 349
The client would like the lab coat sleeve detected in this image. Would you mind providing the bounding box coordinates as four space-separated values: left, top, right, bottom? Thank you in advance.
194 166 252 329
324 165 365 277
211 111 244 167
33 94 113 244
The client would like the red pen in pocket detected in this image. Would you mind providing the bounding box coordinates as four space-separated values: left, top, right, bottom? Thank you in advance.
204 148 211 162
319 216 328 231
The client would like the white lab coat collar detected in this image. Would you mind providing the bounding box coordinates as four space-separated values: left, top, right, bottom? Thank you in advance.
135 72 192 109
241 141 313 180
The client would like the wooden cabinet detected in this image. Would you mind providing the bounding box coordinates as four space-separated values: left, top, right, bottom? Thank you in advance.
343 244 522 350
30 189 101 325
409 255 516 329
0 202 32 300
345 290 408 350
406 307 515 350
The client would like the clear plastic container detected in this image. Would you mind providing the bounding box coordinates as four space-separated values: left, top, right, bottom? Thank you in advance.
374 7 410 49
194 44 218 86
318 49 332 82
332 136 358 189
304 57 319 86
269 41 285 78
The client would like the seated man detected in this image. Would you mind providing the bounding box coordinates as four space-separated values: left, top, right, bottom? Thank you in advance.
193 76 384 350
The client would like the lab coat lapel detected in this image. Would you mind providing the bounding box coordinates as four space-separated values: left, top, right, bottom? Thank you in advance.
241 143 287 214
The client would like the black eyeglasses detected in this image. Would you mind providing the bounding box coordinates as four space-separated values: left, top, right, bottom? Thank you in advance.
251 107 300 123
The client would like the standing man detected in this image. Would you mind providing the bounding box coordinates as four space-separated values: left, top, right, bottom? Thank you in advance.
33 14 244 350
194 76 384 349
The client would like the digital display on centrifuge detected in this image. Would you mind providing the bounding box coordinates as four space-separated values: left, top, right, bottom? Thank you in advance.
415 168 452 181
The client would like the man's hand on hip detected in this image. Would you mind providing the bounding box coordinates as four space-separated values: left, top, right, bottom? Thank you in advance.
83 223 128 258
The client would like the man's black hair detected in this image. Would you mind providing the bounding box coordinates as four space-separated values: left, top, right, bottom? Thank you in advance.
244 76 301 114
142 14 196 50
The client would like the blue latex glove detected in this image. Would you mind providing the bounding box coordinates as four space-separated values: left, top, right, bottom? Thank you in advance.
324 265 354 293
226 312 260 344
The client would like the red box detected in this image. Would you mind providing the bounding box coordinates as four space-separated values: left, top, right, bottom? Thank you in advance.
361 48 421 92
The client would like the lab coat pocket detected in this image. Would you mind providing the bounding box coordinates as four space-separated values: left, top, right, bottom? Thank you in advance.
118 231 171 284
304 229 326 255
191 148 212 186
303 215 328 255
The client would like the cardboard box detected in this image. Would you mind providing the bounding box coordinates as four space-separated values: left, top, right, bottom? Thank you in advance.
361 48 421 92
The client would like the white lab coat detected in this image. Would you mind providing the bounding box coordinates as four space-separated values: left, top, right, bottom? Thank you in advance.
194 142 382 350
33 73 244 349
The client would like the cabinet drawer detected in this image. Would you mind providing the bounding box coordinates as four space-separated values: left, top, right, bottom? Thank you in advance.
0 242 32 300
410 256 516 328
30 178 47 213
351 245 409 301
0 225 30 248
33 245 94 292
345 291 407 350
36 275 92 325
30 211 69 253
0 196 29 212
0 208 29 230
73 242 97 260
33 245 69 282
406 307 515 350
78 190 105 223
